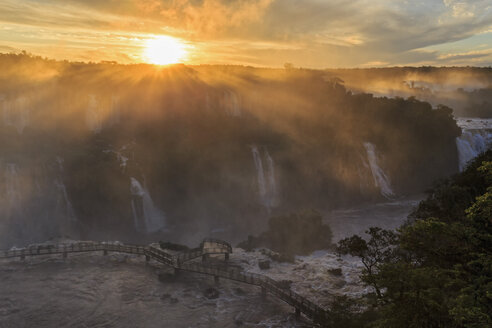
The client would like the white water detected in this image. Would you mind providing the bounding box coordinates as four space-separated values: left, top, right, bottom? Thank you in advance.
225 91 241 117
54 179 78 223
236 248 369 305
0 197 422 328
2 96 29 134
251 146 278 209
455 118 492 171
264 150 278 208
4 163 21 205
116 152 129 170
130 177 166 233
86 94 102 133
0 252 303 327
327 196 422 242
86 94 121 133
363 142 394 199
251 145 267 201
357 155 374 195
54 157 77 223
108 95 120 125
103 145 129 171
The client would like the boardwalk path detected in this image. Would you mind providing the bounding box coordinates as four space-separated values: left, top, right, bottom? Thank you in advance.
1 239 330 325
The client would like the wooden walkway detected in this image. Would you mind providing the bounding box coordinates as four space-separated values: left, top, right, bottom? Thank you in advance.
0 239 329 325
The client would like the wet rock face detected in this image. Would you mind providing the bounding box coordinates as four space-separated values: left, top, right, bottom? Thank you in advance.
261 249 295 263
160 293 171 301
160 293 179 304
159 241 189 252
158 273 177 283
238 210 333 257
204 287 220 299
258 260 270 270
233 288 246 296
327 268 343 277
0 252 304 327
276 280 293 290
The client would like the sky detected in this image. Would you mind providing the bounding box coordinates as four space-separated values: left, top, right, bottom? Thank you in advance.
0 0 492 68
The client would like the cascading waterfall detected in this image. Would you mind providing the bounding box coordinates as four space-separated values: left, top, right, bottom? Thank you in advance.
456 130 492 171
53 179 78 223
86 94 121 133
251 145 267 200
108 95 120 125
116 152 129 171
357 155 374 194
2 96 29 134
103 145 129 172
130 177 166 233
251 145 278 209
265 150 278 207
5 164 21 205
455 118 492 171
225 91 241 117
54 157 77 223
86 94 102 133
363 142 394 199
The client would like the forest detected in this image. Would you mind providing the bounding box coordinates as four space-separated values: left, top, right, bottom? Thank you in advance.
325 67 492 118
0 53 462 246
336 150 492 328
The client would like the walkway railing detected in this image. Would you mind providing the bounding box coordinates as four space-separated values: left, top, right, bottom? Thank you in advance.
0 239 329 325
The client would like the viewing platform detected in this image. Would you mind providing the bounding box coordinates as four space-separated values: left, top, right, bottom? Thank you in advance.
1 239 330 325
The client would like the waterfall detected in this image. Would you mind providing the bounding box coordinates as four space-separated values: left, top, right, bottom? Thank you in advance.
108 95 120 125
103 146 129 171
116 152 129 170
2 96 29 134
357 155 374 194
86 94 102 133
363 142 394 199
54 178 78 223
5 164 21 205
130 177 166 233
251 145 279 209
251 145 267 200
54 157 77 223
456 130 491 171
455 118 492 171
225 91 241 116
265 150 278 207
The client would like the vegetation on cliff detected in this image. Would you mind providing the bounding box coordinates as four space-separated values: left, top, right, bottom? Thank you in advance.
0 53 462 243
237 210 332 258
337 150 492 328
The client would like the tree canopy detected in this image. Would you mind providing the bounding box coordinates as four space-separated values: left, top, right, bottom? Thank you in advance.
337 150 492 328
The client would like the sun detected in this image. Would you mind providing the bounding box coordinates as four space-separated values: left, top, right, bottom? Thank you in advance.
144 35 188 65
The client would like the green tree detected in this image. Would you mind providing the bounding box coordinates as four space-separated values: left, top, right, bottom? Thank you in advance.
337 153 492 328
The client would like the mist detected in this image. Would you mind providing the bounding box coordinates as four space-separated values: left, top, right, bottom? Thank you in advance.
324 67 492 117
0 53 464 248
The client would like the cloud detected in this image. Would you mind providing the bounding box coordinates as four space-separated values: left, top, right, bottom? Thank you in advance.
0 44 16 53
0 0 491 67
436 49 492 66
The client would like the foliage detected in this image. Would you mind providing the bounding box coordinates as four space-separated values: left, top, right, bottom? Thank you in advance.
324 66 492 118
237 210 333 256
0 53 463 242
337 151 492 328
319 295 379 328
338 227 398 299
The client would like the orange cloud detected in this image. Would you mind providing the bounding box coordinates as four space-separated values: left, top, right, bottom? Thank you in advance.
1 0 492 67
